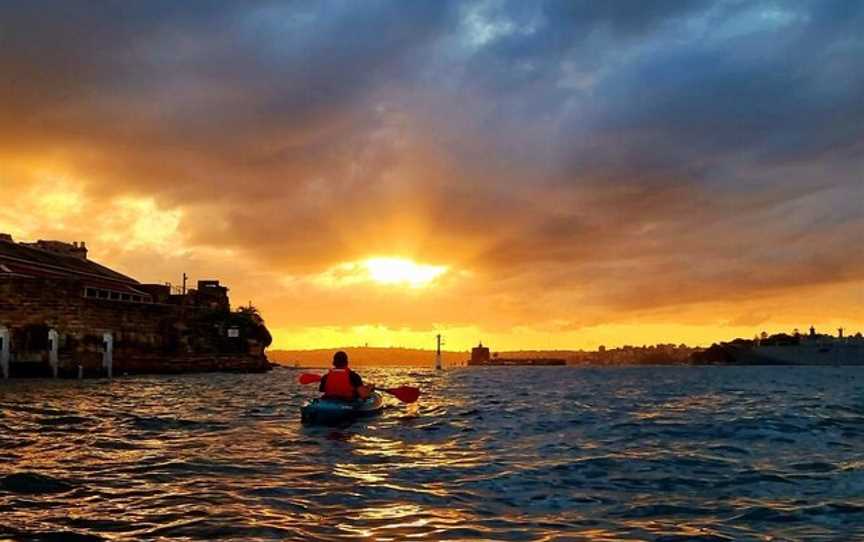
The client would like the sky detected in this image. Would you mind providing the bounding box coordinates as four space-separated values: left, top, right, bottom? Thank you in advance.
1 1 862 351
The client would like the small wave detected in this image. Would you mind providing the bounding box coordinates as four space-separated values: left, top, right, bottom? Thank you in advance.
1 530 105 542
0 472 74 495
126 414 227 432
788 461 838 473
36 415 92 427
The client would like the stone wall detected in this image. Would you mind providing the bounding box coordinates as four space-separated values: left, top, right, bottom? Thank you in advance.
0 276 271 376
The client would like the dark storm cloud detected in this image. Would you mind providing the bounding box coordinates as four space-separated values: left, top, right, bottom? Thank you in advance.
452 0 864 173
447 0 864 308
1 0 862 319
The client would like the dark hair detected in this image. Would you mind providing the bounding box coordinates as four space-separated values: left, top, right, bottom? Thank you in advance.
333 351 348 368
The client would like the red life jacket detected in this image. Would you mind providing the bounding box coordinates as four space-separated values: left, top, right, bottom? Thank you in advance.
323 368 355 401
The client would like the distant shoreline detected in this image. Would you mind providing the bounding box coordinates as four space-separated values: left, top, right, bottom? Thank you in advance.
268 344 700 367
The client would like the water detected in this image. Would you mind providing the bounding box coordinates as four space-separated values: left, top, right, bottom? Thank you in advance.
1 366 863 541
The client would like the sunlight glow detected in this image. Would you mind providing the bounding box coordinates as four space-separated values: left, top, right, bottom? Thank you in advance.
311 257 449 289
363 257 447 287
99 197 182 250
29 176 86 226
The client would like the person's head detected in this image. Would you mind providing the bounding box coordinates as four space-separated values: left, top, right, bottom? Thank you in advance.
333 351 349 368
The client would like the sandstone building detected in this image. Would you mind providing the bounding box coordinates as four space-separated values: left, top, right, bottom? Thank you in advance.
0 234 271 377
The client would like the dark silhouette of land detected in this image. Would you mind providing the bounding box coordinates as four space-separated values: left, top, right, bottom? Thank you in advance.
268 344 700 367
268 347 466 367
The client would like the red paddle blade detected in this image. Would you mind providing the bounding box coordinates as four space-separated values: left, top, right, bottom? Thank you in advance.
298 373 322 385
382 386 420 404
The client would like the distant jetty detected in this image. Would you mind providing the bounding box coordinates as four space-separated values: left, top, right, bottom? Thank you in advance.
466 343 566 366
0 234 272 378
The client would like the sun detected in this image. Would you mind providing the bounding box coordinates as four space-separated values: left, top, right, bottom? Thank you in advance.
311 257 450 289
363 257 447 288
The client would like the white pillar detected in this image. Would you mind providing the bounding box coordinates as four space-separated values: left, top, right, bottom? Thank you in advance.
102 332 113 379
48 329 59 378
0 326 9 379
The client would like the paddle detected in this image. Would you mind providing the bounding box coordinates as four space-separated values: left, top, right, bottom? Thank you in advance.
298 373 421 404
380 386 421 404
298 372 322 385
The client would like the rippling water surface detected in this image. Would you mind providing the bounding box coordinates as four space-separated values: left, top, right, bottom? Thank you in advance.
2 366 864 541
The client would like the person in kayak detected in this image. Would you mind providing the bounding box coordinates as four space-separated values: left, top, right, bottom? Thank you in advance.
319 351 373 402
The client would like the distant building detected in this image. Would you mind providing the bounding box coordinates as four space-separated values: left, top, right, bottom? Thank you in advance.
470 342 491 364
466 342 565 366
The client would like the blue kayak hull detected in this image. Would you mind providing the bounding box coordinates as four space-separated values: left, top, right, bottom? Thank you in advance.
300 393 384 425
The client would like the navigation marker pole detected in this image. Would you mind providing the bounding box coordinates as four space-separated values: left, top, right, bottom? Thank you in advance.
435 334 443 371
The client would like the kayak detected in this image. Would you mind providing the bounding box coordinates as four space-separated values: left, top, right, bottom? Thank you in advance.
300 392 384 425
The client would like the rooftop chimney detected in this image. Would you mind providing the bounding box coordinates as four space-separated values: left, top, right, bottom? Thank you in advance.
76 242 88 259
23 239 88 260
